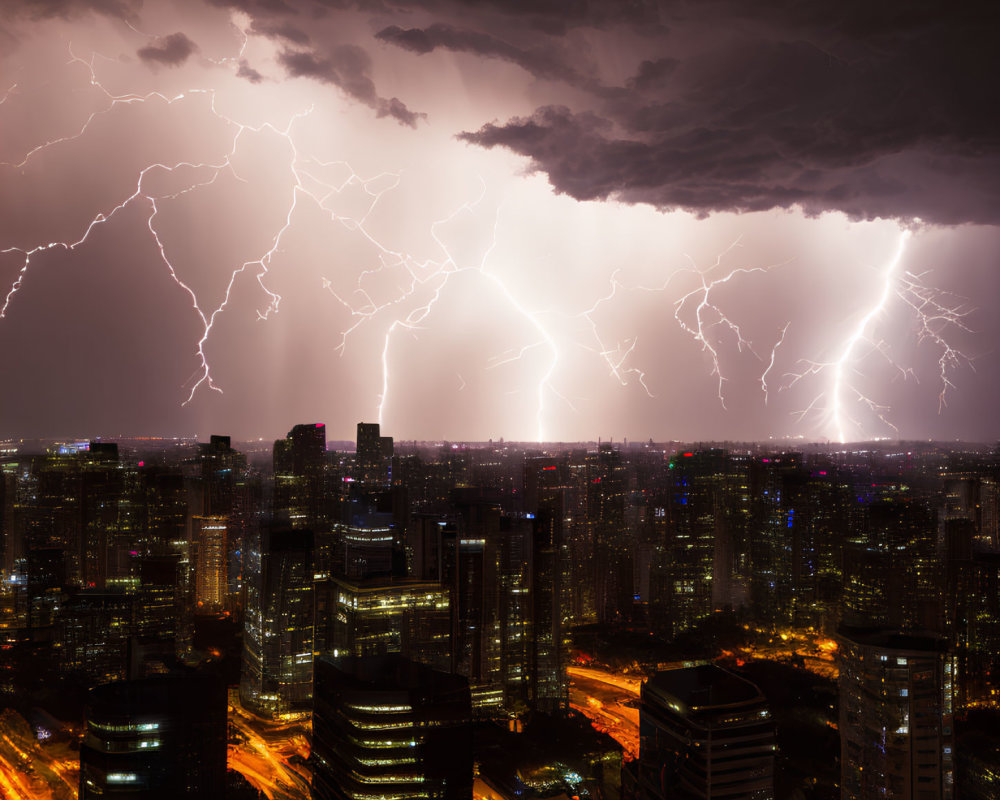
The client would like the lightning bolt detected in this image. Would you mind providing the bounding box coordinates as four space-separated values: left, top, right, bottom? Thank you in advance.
577 269 654 397
1 43 315 405
670 241 792 409
320 178 564 441
785 227 973 442
761 322 790 405
4 35 565 435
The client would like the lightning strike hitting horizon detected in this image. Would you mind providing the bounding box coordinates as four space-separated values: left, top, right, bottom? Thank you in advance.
784 228 973 442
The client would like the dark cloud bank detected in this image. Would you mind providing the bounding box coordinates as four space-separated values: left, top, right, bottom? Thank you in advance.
221 0 1000 227
390 1 1000 226
137 32 198 66
24 0 1000 225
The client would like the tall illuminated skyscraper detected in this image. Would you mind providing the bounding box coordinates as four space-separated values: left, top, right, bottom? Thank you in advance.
240 525 315 719
839 628 955 800
328 576 451 672
193 515 227 613
311 654 472 800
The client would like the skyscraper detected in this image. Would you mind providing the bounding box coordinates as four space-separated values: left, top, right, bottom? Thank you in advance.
240 525 315 719
79 672 227 798
356 422 393 488
838 628 955 800
274 424 328 530
311 654 472 800
327 575 451 673
637 664 775 800
528 491 568 714
193 515 227 613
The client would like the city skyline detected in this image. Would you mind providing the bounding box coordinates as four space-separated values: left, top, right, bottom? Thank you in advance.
2 2 999 444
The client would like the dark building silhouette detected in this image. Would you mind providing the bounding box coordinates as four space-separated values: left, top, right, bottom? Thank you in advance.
59 589 134 683
637 664 775 800
650 450 725 639
274 424 329 530
311 654 472 800
357 422 393 488
528 491 568 714
26 545 64 628
79 672 227 798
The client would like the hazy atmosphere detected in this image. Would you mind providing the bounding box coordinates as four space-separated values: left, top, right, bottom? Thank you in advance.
3 1 999 443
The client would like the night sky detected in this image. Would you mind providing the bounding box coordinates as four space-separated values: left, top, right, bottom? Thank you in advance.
2 0 999 444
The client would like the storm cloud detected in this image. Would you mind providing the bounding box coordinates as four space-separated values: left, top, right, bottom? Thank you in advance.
278 44 425 127
137 32 198 67
448 2 1000 224
204 0 1000 225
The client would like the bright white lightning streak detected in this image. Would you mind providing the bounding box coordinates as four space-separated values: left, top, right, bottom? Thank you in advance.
670 242 789 409
1 46 314 404
785 228 972 442
571 244 789 411
761 322 790 404
896 268 974 412
829 230 911 442
7 39 561 424
577 270 653 397
321 177 562 441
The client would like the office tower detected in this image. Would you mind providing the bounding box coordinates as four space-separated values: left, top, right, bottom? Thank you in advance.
240 526 315 719
444 489 502 712
842 498 940 631
838 628 955 800
649 450 724 638
343 508 399 579
528 491 568 714
406 514 454 581
743 455 851 629
79 672 227 798
357 421 393 488
0 468 13 578
134 556 179 663
327 576 451 672
976 476 1000 550
274 424 329 529
81 442 137 588
139 467 188 549
311 654 472 800
195 434 245 517
26 545 64 628
637 664 775 800
956 552 1000 708
586 444 632 623
58 589 134 684
193 515 227 613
